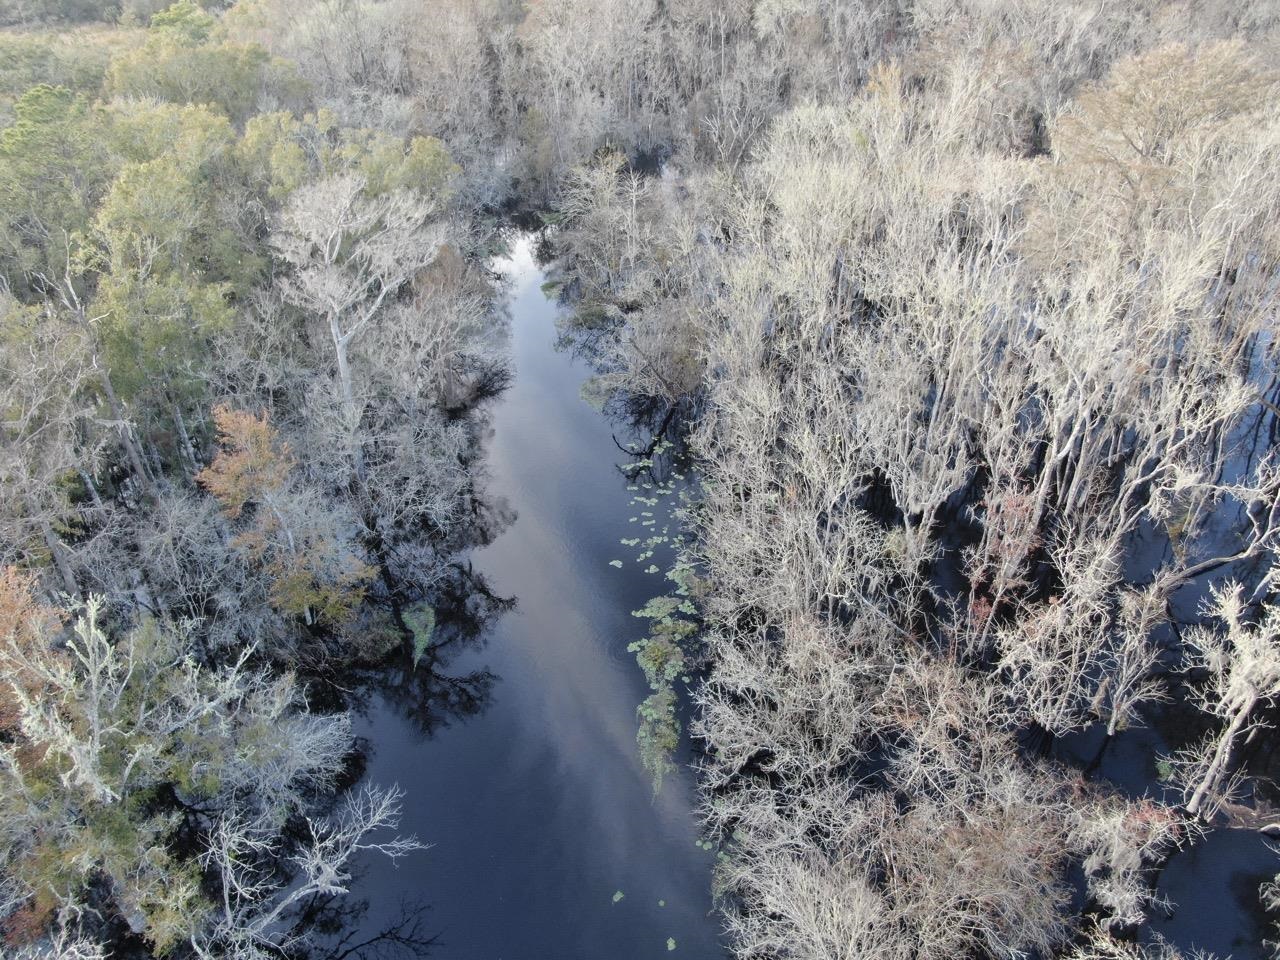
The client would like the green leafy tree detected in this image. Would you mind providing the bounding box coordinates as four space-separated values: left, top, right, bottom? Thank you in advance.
238 108 459 202
0 33 111 117
107 1 304 123
148 0 214 40
0 85 112 290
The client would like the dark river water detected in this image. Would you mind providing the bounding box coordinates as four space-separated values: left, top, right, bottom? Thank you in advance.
345 235 727 960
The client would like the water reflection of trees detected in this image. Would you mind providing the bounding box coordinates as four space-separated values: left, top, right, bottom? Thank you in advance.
553 308 693 483
315 379 518 725
296 364 516 960
284 888 437 960
353 553 514 738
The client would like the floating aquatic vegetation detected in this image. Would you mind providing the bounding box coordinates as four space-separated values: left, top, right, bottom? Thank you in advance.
628 569 702 792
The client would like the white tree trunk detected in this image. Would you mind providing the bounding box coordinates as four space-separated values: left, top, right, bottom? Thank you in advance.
1186 693 1256 817
330 315 367 483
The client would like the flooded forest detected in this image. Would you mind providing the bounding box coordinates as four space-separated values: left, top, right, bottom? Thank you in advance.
3 2 1280 959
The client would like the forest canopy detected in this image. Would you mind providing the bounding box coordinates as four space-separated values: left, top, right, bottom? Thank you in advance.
3 1 1280 959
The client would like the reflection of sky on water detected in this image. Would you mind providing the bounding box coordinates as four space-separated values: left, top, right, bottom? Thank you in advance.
344 235 725 960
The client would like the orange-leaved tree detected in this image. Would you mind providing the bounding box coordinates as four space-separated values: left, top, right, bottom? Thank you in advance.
198 405 373 628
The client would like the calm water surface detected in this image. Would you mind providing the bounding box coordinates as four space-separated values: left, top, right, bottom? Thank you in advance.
347 235 726 960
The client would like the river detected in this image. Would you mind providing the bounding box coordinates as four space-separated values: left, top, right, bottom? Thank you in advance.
343 233 726 959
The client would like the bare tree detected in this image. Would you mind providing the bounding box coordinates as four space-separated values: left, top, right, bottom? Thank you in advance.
196 784 425 960
272 174 444 477
1176 580 1280 819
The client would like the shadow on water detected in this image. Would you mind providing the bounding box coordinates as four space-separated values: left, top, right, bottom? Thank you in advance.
351 558 515 741
1147 827 1274 959
286 885 440 960
332 232 727 960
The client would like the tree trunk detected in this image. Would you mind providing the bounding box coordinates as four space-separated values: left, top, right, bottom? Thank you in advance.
97 369 151 489
78 467 104 512
39 516 80 598
266 498 314 626
1186 694 1256 818
332 321 357 421
331 317 367 483
172 401 198 479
